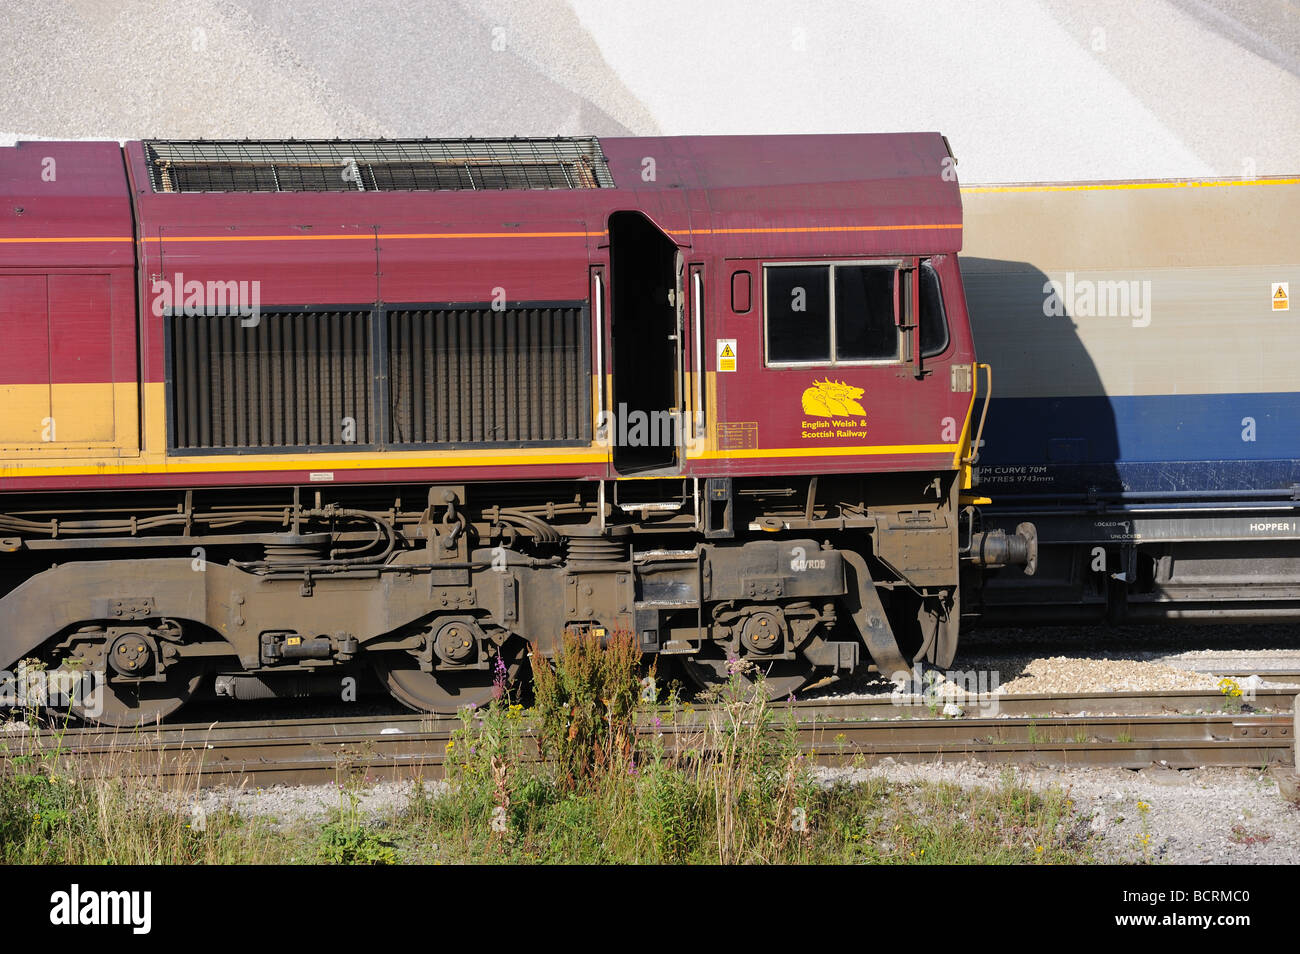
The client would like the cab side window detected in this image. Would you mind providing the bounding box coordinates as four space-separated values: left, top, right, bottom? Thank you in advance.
765 265 831 362
919 261 949 357
833 265 897 361
764 259 950 366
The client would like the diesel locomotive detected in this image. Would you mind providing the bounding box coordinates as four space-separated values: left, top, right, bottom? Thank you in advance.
0 133 1034 724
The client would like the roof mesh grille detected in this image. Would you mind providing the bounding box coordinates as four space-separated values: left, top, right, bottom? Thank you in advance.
143 138 615 193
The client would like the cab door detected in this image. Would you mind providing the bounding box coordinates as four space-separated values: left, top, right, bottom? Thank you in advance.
608 211 683 474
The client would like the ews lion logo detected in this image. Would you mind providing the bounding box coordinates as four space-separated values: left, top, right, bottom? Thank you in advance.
801 379 866 417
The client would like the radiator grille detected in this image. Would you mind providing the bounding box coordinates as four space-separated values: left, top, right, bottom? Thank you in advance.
168 311 373 450
144 139 615 193
388 306 588 444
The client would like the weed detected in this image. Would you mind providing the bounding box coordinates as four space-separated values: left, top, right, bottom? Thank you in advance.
530 628 643 790
317 782 397 865
1218 678 1244 714
1135 799 1152 863
1228 823 1271 846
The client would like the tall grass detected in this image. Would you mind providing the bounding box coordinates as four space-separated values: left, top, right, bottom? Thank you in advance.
412 634 1097 864
0 709 294 863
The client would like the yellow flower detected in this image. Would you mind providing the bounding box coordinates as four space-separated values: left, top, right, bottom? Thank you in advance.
1218 677 1242 697
1035 845 1044 854
445 740 455 752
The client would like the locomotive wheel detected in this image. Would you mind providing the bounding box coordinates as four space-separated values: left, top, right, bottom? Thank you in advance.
679 647 812 701
373 644 525 714
59 662 204 727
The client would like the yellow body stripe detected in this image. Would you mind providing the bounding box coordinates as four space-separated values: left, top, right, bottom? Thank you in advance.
962 177 1300 194
1 444 956 479
692 443 955 461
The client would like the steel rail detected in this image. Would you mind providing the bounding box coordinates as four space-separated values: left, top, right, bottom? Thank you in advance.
14 684 1298 747
6 692 1294 787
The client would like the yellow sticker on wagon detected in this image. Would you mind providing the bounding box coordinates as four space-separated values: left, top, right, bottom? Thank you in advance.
1273 283 1289 312
716 339 737 372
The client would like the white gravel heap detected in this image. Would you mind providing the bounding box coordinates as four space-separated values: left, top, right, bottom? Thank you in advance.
815 760 1300 865
185 777 436 826
988 656 1226 695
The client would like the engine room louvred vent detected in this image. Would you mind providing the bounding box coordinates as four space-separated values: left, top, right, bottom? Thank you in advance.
143 139 615 193
388 306 589 445
168 311 373 451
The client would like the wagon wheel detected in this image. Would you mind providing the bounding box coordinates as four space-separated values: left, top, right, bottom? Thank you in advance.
372 643 525 714
679 646 813 702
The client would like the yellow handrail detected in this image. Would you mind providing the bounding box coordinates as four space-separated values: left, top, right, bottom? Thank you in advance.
964 362 992 465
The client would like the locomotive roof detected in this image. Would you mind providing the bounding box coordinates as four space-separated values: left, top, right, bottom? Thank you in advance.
126 133 963 255
1 134 964 266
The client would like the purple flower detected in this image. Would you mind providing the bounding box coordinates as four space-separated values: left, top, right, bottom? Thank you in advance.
492 654 508 700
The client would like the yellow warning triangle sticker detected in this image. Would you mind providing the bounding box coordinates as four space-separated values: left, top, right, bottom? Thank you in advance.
720 344 735 357
1276 286 1288 299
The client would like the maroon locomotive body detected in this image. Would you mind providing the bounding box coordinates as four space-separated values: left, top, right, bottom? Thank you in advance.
0 134 1027 722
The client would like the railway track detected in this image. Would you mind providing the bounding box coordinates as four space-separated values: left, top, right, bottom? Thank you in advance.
5 688 1295 787
1200 670 1300 681
1176 661 1300 682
